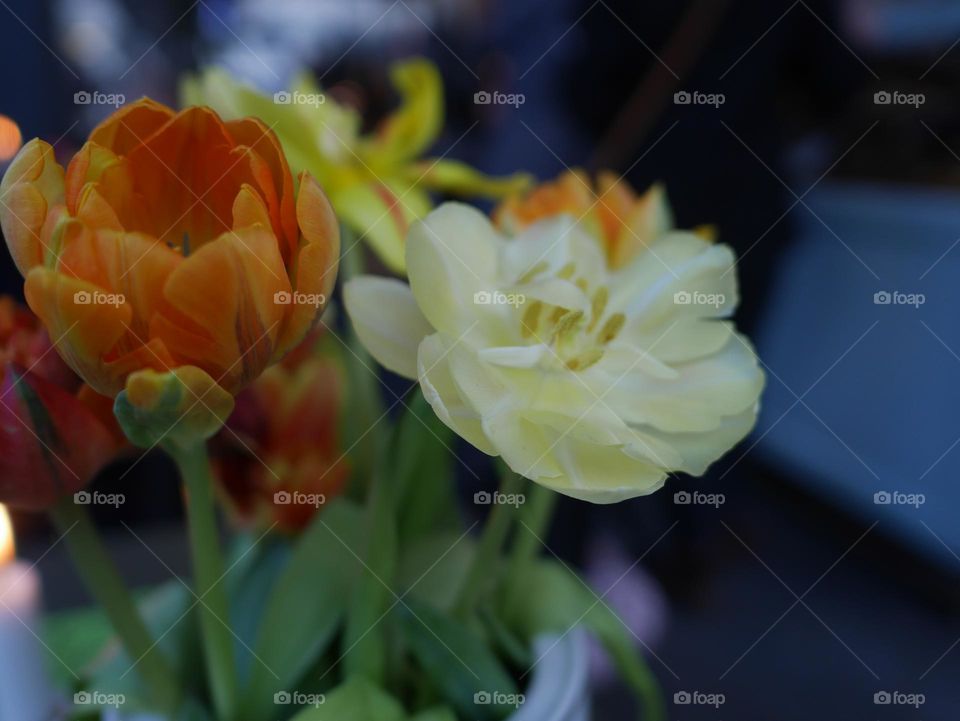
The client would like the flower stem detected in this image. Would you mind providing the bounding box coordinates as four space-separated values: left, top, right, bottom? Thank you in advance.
50 498 179 712
502 481 557 615
166 441 237 721
455 469 525 617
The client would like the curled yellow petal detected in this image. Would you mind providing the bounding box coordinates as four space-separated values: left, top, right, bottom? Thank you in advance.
115 366 235 449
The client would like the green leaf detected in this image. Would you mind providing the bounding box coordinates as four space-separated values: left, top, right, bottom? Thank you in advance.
341 468 398 683
396 532 476 612
409 707 458 721
240 500 366 721
396 599 517 720
500 560 665 721
289 677 406 721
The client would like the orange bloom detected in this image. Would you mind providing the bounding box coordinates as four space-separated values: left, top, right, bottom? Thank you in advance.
493 169 676 268
213 332 349 532
0 296 125 509
0 99 340 409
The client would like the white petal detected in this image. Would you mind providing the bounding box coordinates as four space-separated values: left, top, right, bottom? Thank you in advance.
547 438 668 503
418 334 497 455
406 202 503 340
478 344 550 368
599 333 764 433
344 276 432 379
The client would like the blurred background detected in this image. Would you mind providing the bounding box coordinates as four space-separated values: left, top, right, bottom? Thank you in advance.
2 0 959 718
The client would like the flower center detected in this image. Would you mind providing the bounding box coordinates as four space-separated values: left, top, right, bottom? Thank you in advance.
518 261 624 371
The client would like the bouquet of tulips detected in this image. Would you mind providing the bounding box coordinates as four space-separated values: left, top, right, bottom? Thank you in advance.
0 58 763 721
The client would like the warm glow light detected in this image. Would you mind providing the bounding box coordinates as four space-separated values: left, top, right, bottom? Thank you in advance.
0 115 22 163
0 504 14 565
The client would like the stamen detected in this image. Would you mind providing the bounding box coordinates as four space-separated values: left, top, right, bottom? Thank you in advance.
566 348 604 371
588 287 608 332
521 300 543 339
553 310 583 340
557 262 576 279
597 312 625 344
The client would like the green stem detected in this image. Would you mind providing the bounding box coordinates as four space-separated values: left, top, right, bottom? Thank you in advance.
503 482 557 615
166 441 237 721
340 225 384 492
50 499 179 712
455 469 525 617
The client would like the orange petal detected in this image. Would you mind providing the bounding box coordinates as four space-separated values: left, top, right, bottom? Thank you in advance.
152 225 290 392
88 98 176 156
225 117 298 264
274 173 339 360
24 266 134 395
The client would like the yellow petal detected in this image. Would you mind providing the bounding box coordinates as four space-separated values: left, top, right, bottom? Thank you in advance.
0 139 66 274
116 366 235 448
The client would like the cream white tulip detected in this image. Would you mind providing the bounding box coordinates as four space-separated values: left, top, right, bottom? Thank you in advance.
344 202 764 503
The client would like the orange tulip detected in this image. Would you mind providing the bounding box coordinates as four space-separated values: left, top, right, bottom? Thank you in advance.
0 100 340 421
212 331 349 532
494 169 677 269
0 296 125 509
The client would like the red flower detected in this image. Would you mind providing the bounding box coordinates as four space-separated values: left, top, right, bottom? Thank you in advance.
0 297 125 509
213 332 349 532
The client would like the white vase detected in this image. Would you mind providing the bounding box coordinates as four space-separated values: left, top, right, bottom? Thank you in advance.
109 630 591 721
509 630 590 721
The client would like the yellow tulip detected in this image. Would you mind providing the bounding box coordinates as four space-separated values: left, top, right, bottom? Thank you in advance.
182 58 532 273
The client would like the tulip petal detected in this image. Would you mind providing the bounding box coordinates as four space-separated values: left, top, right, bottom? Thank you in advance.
411 158 533 198
344 275 432 379
417 333 497 455
362 58 443 165
89 97 176 155
331 180 428 274
24 266 134 395
152 225 289 392
406 203 502 339
115 365 234 448
0 365 121 509
0 139 66 274
273 173 339 360
226 117 299 263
